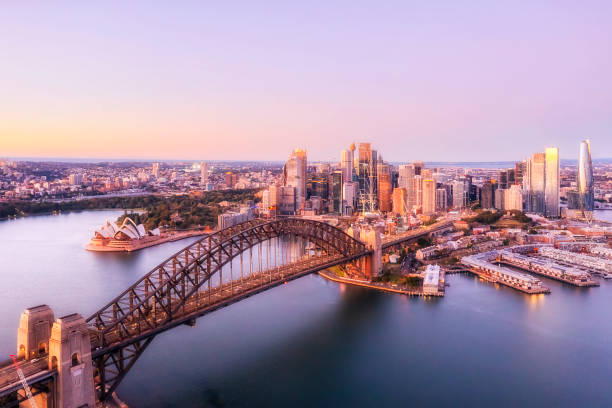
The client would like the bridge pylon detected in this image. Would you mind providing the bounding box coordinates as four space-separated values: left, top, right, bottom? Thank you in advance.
49 314 95 408
17 305 54 360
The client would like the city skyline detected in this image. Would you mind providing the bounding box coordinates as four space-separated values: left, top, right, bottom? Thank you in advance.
2 2 612 161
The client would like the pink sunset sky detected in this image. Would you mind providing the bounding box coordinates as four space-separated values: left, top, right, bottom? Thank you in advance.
1 1 611 161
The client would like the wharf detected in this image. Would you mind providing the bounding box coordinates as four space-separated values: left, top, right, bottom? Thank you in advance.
318 270 443 297
498 261 600 288
466 268 551 294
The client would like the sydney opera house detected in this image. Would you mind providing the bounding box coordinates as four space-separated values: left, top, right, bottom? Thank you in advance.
87 217 161 251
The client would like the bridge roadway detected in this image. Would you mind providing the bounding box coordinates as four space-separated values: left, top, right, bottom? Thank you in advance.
381 220 453 249
89 252 354 355
0 356 54 397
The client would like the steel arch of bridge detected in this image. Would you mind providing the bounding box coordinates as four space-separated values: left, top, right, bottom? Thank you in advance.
86 217 369 400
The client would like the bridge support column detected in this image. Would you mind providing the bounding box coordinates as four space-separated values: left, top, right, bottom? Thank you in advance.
17 305 54 360
359 229 382 280
49 314 95 408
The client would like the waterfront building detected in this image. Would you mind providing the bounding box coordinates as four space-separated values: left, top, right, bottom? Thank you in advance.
392 187 407 215
423 264 442 295
377 163 392 212
200 162 208 185
545 147 560 217
422 179 436 215
577 140 594 213
283 149 307 209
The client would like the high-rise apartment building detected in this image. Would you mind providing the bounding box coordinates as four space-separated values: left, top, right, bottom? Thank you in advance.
422 179 436 215
152 163 160 179
284 149 307 209
544 147 560 217
577 140 594 213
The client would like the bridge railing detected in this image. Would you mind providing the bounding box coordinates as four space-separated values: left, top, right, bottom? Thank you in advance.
0 356 49 392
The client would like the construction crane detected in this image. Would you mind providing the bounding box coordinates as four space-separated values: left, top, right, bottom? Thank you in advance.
9 354 38 408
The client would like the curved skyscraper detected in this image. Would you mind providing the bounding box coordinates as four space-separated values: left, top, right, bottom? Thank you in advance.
577 140 594 212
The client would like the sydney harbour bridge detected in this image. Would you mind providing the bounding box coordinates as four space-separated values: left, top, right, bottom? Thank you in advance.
0 217 450 407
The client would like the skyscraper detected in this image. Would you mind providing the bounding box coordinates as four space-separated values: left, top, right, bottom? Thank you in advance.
480 181 494 209
357 143 377 212
331 171 343 214
398 164 415 211
200 162 208 185
422 179 436 215
505 185 523 211
377 163 392 212
283 149 307 209
435 188 447 211
452 180 467 209
152 162 160 179
392 188 407 215
545 147 560 217
577 140 594 213
341 147 354 184
524 152 546 214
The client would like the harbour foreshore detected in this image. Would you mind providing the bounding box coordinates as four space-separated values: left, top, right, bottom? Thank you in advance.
318 270 443 297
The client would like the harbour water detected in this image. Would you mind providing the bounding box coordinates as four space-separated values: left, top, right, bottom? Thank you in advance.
1 211 612 407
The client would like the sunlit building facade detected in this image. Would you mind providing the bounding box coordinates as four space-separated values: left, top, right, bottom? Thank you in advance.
284 149 307 209
545 147 560 217
577 140 594 212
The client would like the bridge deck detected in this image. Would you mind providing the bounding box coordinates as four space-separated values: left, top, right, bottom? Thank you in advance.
0 357 53 397
90 253 355 355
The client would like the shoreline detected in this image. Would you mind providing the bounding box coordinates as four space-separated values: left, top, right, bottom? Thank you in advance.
318 270 444 297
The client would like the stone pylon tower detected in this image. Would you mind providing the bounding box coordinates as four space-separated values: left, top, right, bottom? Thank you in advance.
49 314 95 408
17 305 55 360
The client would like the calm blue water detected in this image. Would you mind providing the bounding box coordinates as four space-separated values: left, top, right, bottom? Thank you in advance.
1 211 612 407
